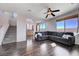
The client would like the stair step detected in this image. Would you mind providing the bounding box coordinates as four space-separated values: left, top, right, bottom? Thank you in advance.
3 26 16 44
4 38 16 40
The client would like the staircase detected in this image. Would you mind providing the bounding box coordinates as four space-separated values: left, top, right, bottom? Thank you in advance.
2 26 16 44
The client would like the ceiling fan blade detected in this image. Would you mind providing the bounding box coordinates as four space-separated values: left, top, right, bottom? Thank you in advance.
51 13 55 16
45 14 48 18
52 10 60 12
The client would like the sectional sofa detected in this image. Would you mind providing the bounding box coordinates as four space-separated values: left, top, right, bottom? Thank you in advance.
35 31 75 46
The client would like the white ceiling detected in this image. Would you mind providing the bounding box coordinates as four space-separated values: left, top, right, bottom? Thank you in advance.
0 3 79 21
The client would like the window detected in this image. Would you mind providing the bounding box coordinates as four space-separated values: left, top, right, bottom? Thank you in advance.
65 18 78 32
38 23 47 30
56 18 78 33
56 21 65 32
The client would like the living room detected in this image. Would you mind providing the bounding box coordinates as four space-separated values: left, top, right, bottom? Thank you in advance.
0 3 79 56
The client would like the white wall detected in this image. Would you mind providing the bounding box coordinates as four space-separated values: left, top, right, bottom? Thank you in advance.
17 15 26 42
9 18 16 26
46 20 56 31
0 13 9 45
9 12 17 26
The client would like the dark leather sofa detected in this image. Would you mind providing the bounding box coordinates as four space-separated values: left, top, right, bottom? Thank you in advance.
35 31 75 46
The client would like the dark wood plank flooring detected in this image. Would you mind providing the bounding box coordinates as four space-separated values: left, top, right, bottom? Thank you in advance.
0 37 79 56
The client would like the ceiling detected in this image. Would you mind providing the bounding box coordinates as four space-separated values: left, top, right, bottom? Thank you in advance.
0 3 79 22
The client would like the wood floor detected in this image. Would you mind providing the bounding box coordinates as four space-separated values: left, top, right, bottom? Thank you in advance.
0 37 79 56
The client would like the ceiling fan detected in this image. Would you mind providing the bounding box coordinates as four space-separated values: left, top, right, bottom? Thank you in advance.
44 8 60 18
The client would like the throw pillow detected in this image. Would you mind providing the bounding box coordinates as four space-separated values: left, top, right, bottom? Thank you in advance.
35 34 38 38
38 33 42 37
62 34 72 39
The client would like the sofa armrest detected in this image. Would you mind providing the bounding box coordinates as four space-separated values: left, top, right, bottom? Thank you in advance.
68 36 75 45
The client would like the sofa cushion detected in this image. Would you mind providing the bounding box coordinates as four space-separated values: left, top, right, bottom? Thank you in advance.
47 31 57 36
56 32 63 37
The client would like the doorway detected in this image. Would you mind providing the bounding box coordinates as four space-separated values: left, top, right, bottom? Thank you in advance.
26 23 34 39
